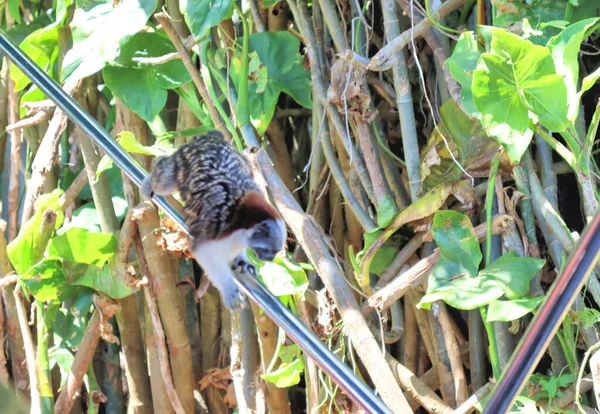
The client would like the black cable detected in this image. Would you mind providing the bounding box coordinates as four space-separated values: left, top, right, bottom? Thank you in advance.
0 30 392 414
484 212 600 412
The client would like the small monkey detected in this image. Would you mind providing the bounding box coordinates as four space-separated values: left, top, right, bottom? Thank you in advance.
141 131 286 309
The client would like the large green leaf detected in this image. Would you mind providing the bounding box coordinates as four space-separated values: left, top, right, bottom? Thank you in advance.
46 227 117 267
446 31 483 117
229 32 311 135
180 0 233 40
486 297 545 322
472 28 569 163
492 0 570 46
547 18 600 121
419 256 506 310
59 197 127 234
62 260 133 299
10 2 72 91
432 210 482 277
419 252 545 310
62 0 158 81
478 252 545 300
103 31 191 121
7 189 64 275
53 295 93 349
20 259 79 302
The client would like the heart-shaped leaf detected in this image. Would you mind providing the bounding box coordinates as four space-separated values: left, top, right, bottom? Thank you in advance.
62 0 158 81
103 32 191 121
473 28 569 163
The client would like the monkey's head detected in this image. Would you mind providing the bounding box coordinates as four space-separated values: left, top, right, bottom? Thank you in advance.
232 191 287 261
247 217 287 261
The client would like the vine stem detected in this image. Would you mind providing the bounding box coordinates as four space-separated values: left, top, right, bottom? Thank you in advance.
483 149 502 380
576 342 600 414
233 2 250 127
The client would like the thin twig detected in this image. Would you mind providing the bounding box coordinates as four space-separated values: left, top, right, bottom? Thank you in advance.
6 110 50 132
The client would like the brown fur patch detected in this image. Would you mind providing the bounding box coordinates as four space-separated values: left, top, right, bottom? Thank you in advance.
226 191 280 233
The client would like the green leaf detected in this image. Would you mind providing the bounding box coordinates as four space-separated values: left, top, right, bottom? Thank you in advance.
174 86 215 127
472 28 569 163
419 252 545 310
180 0 233 40
419 256 506 310
49 347 75 387
432 210 482 277
261 344 304 388
62 260 133 299
20 259 79 302
103 67 166 122
261 0 282 6
256 256 309 298
486 297 544 322
446 31 483 116
479 252 545 300
7 189 64 275
80 164 125 200
62 0 158 81
59 197 127 234
53 295 93 349
118 131 173 157
578 307 600 328
547 18 600 121
229 32 311 135
46 227 117 267
103 31 191 121
578 65 600 105
8 0 21 24
376 195 399 228
9 2 72 91
357 229 399 276
97 132 173 176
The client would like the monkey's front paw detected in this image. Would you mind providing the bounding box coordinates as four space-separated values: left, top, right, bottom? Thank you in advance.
221 285 248 310
232 258 257 277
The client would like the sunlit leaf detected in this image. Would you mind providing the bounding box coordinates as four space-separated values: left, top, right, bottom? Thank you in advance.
46 227 117 267
547 18 600 121
103 32 191 121
432 210 482 277
62 0 158 81
7 189 64 275
229 32 311 135
180 0 233 40
261 344 304 388
486 297 545 322
256 256 309 298
472 28 569 163
446 31 483 116
478 252 545 300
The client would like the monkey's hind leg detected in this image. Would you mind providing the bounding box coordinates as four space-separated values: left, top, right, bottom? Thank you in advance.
192 241 247 310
